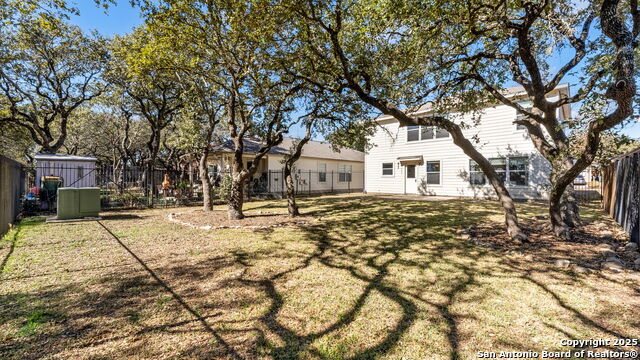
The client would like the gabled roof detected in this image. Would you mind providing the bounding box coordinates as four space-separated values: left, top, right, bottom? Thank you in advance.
373 84 571 122
210 137 364 162
34 154 97 162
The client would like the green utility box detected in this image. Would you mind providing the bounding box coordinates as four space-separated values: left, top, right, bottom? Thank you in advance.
56 187 100 220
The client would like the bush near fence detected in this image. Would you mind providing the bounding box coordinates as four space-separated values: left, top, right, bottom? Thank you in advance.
0 156 25 237
602 148 640 244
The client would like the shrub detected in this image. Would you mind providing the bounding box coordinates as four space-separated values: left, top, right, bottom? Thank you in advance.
214 173 233 202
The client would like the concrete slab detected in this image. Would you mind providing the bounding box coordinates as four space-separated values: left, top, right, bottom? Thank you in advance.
45 216 102 223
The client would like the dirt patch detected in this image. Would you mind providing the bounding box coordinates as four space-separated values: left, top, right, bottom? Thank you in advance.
168 209 315 229
468 217 638 271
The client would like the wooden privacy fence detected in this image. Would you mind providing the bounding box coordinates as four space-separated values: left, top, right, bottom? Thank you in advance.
601 149 640 244
0 156 25 237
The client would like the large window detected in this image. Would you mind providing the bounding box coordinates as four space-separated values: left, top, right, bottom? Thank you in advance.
509 157 528 186
382 162 394 176
407 125 450 142
469 160 485 185
469 156 529 186
426 161 441 185
339 164 352 182
407 126 420 141
318 163 326 182
490 158 507 182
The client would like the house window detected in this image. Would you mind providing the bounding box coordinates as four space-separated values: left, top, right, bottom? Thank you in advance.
420 126 434 140
509 157 529 186
338 164 352 182
246 161 253 169
426 161 440 185
208 164 219 178
435 127 450 138
469 160 486 185
77 166 84 179
318 163 326 182
407 126 420 142
382 162 394 176
516 107 533 130
489 158 507 182
408 125 450 142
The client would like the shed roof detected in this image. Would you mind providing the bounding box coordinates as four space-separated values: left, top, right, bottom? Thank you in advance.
210 137 364 162
34 154 97 162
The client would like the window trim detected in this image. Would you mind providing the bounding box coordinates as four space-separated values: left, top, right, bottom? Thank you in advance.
425 160 442 186
381 162 394 177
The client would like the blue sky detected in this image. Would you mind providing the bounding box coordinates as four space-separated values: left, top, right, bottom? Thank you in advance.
68 2 640 140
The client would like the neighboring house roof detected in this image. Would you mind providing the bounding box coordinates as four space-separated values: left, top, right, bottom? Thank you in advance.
34 154 97 162
210 137 365 162
373 84 571 122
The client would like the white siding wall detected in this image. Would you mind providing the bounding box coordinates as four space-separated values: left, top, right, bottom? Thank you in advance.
266 155 364 193
365 104 552 199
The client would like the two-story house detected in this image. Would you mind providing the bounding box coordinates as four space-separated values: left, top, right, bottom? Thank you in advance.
364 86 571 199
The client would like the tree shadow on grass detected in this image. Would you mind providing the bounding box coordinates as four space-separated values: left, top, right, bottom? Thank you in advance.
2 196 638 359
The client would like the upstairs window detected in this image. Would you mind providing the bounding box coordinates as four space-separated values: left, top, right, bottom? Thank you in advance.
407 126 420 141
382 162 394 176
407 125 450 142
435 127 450 138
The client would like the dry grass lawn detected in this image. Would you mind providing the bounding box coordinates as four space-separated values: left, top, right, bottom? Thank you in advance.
1 194 639 359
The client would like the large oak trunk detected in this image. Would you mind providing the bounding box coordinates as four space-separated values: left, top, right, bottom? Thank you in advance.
227 173 245 220
199 152 213 211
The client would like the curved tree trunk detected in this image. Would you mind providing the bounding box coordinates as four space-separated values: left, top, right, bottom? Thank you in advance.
284 120 313 217
548 0 637 240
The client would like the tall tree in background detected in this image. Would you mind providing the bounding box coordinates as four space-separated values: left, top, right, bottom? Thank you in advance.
141 0 306 220
108 28 184 206
289 0 528 241
0 22 108 154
